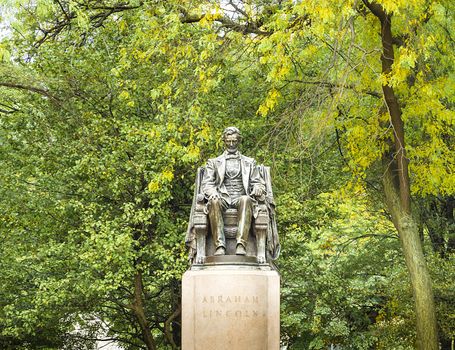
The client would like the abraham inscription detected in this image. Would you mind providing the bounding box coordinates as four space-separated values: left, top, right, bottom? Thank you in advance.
200 295 265 319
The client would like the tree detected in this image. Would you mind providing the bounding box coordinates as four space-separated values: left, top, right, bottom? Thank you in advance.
0 2 213 348
217 1 452 348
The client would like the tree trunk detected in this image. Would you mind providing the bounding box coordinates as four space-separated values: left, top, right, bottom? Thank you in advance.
363 1 439 348
164 305 181 349
130 272 156 350
383 168 438 349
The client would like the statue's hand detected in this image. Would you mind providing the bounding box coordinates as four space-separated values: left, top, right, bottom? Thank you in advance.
250 186 264 198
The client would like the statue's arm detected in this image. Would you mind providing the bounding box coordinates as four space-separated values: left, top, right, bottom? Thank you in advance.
201 159 218 198
250 160 266 197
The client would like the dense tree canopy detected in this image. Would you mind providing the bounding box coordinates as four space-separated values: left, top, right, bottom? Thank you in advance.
0 0 453 349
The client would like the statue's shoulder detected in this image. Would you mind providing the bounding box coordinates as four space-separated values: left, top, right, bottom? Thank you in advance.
206 155 224 167
240 154 255 164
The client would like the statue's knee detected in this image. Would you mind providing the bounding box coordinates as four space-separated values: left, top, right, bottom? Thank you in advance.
239 195 252 205
209 198 222 208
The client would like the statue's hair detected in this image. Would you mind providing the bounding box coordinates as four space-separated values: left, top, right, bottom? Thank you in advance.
222 126 241 141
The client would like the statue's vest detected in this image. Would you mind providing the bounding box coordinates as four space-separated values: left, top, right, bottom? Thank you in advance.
224 158 246 199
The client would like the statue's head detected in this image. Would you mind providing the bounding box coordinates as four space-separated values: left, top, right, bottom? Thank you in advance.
222 127 241 153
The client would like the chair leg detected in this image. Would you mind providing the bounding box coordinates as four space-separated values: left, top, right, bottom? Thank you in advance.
195 224 207 264
255 226 267 264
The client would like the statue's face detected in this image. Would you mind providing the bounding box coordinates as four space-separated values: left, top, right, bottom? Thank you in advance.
224 133 240 153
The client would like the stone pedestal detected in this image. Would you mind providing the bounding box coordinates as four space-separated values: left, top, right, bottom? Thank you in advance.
182 264 280 350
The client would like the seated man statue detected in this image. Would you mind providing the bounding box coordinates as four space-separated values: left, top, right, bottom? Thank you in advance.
186 127 279 265
202 126 265 257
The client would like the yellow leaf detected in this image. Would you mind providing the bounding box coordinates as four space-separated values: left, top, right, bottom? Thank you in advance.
162 170 174 182
119 90 129 100
148 181 160 193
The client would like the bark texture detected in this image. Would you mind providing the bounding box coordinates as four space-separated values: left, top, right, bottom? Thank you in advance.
383 168 438 350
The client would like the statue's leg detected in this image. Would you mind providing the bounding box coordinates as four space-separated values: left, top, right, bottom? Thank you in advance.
207 198 226 255
236 195 252 255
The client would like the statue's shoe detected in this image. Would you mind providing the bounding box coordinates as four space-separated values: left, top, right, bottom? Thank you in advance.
235 244 246 255
214 247 226 256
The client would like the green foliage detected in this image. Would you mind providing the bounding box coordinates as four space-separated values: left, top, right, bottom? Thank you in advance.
0 0 453 349
277 172 400 348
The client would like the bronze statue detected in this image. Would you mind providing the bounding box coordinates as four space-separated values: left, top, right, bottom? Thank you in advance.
186 127 279 265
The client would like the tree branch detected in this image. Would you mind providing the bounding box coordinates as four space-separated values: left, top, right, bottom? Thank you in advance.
363 0 410 213
164 305 180 349
0 101 19 114
35 1 143 46
179 11 271 36
284 79 381 98
0 81 60 102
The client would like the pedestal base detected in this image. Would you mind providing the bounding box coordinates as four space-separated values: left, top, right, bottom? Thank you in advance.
182 266 280 350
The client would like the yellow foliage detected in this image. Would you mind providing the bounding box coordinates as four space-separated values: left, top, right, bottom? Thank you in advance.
149 129 160 139
119 90 129 100
161 169 174 182
119 19 127 32
199 124 211 141
204 8 222 22
257 89 281 116
377 0 401 14
148 181 160 193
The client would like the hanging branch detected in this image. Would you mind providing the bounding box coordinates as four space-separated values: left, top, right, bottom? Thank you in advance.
34 1 144 47
0 81 61 102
